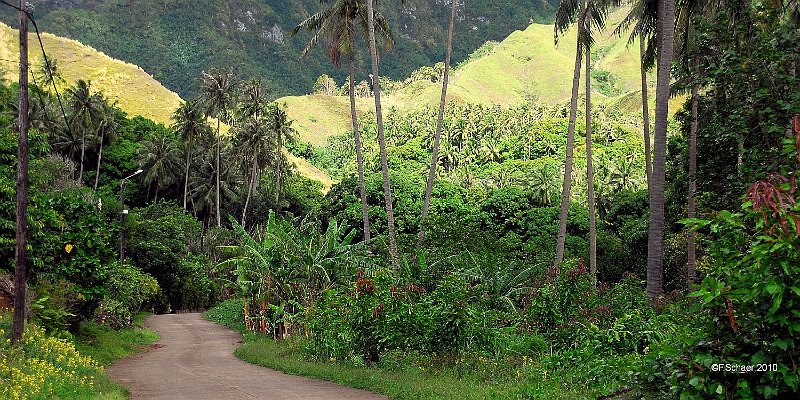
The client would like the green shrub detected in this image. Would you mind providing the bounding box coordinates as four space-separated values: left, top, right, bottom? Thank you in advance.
637 190 800 398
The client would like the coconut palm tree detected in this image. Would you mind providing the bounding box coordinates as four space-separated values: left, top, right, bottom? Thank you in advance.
647 0 677 298
291 0 394 241
269 103 297 205
172 100 208 209
616 0 659 188
137 135 182 201
199 68 236 227
239 79 270 118
553 0 588 265
190 141 241 228
66 80 100 183
92 98 120 190
365 0 400 269
236 112 272 229
419 0 460 247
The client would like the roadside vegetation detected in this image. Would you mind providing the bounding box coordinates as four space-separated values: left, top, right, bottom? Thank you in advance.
1 0 798 398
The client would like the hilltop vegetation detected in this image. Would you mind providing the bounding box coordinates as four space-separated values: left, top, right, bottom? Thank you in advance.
9 0 560 99
282 7 675 146
0 22 181 126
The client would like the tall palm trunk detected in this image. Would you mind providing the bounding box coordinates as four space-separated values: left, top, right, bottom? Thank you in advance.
216 120 221 227
242 154 258 229
79 126 86 182
640 39 652 189
93 131 104 190
274 133 283 205
585 5 597 278
647 0 676 299
366 0 399 270
687 56 699 287
419 0 458 248
183 133 193 209
349 48 371 241
555 0 586 265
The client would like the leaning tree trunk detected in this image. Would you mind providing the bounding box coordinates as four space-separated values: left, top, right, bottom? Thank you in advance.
585 5 597 278
555 1 586 265
687 56 699 287
640 39 653 189
647 0 676 299
215 120 221 227
365 0 399 270
93 131 104 190
242 154 258 229
183 133 193 210
419 0 458 248
349 48 372 241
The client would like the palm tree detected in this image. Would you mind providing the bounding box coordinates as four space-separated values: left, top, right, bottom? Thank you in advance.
190 141 241 228
553 0 588 265
269 103 297 205
291 0 393 242
236 112 272 229
616 0 659 188
173 100 208 209
93 98 120 190
530 165 557 206
419 0 460 247
647 0 677 298
199 68 236 227
66 80 99 183
240 79 270 118
137 135 181 201
365 0 400 269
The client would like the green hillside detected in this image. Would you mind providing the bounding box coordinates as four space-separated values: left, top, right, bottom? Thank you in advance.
10 0 559 99
0 22 332 189
0 22 182 125
282 7 654 147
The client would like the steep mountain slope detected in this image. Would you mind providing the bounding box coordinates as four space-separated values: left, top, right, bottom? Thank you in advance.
12 0 559 99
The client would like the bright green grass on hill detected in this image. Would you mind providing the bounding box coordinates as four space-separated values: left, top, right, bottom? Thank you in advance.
0 23 182 126
280 7 654 148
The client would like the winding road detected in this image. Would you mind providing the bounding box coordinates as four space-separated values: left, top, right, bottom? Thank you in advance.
108 313 386 399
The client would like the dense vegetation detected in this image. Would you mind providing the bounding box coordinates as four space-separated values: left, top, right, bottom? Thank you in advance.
7 0 559 98
2 0 799 398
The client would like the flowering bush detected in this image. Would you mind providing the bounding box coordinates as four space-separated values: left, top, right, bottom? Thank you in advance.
0 314 103 399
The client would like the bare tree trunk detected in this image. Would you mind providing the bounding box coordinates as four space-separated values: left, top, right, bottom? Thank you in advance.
555 0 586 265
640 39 652 189
349 48 371 241
365 0 399 270
274 133 283 205
585 6 597 278
79 127 86 183
183 133 193 210
419 0 458 248
647 0 676 299
687 57 699 288
242 155 257 229
216 120 221 227
93 131 104 190
12 0 29 344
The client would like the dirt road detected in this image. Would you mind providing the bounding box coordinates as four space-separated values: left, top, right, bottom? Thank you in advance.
108 313 386 399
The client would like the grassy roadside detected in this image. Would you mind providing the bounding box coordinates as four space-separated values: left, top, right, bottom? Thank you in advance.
205 299 635 400
0 312 157 399
72 312 160 399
